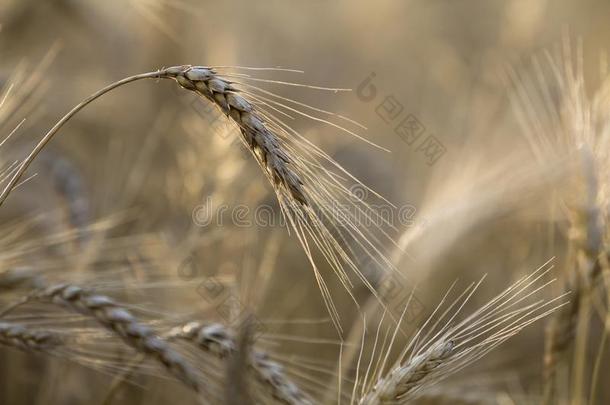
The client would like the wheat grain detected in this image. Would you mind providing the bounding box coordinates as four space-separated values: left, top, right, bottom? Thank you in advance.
168 321 313 405
360 340 454 404
0 321 62 352
167 65 308 205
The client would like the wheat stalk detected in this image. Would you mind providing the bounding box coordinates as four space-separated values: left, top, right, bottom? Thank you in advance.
0 65 310 206
542 149 606 404
168 321 313 405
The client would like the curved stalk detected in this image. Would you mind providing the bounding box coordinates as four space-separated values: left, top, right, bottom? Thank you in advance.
0 69 168 207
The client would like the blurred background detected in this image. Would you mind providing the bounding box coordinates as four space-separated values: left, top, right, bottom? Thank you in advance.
0 0 609 404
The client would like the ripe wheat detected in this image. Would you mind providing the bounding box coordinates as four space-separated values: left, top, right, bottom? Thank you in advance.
0 65 397 334
357 259 567 404
169 321 313 405
32 284 201 392
0 321 62 352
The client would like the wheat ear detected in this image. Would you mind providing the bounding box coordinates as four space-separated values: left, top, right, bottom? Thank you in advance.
0 321 62 352
166 65 307 205
363 340 454 404
32 284 201 392
168 321 312 405
0 66 305 207
358 260 567 404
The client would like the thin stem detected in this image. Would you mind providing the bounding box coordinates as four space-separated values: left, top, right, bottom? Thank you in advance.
0 69 168 207
0 296 30 318
589 320 607 405
570 286 591 405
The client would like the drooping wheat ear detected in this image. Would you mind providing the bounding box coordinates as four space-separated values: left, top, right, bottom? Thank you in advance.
0 65 396 333
166 66 307 205
0 321 62 352
168 322 312 405
0 66 304 208
164 65 398 332
357 259 567 404
32 284 200 393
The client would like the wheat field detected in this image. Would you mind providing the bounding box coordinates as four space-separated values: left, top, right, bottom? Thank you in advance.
0 1 609 404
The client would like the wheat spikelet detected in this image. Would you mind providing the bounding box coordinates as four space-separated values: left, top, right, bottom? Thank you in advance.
0 321 62 352
32 284 201 393
168 321 313 405
167 65 308 205
361 340 454 403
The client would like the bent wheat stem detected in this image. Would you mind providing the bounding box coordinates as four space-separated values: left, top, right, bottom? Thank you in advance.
0 70 164 207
